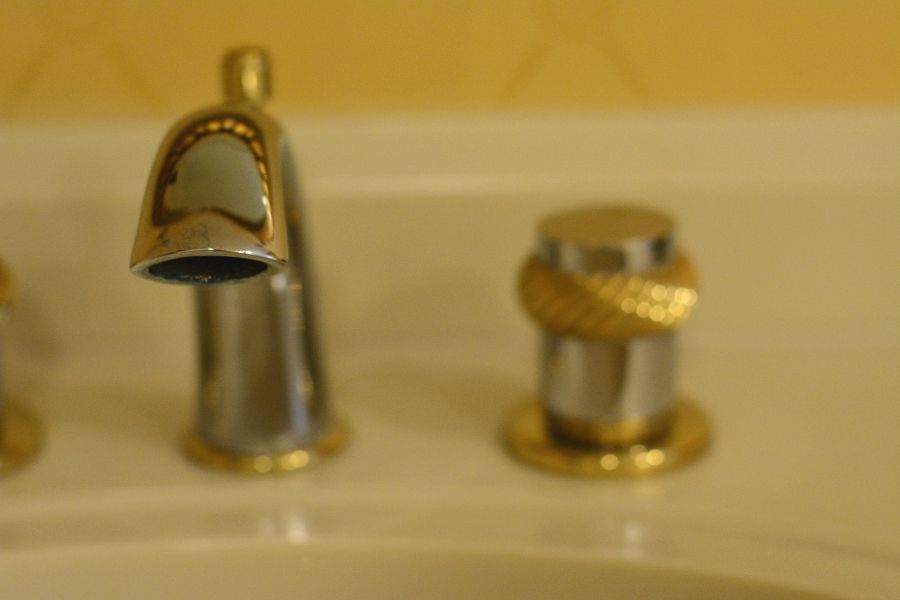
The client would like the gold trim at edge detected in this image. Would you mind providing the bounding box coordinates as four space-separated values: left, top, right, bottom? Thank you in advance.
0 402 42 474
0 256 14 310
546 409 672 448
505 400 709 478
184 418 348 474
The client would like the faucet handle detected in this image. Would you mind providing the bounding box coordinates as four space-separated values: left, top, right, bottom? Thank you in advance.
222 47 271 106
505 205 710 478
0 257 41 475
0 257 13 323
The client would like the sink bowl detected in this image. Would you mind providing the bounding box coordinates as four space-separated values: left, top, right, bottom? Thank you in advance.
0 112 897 599
0 498 893 599
0 541 840 600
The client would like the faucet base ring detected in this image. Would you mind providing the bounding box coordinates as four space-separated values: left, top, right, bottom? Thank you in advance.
504 399 709 478
183 419 348 474
0 401 42 474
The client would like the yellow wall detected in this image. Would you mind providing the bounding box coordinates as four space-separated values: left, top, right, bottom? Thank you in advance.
1 0 898 119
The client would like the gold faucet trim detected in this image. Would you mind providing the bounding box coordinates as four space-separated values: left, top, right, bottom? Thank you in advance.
506 205 709 477
151 115 273 235
184 418 347 474
506 400 709 478
130 47 344 472
0 258 13 315
0 403 42 474
0 258 41 474
519 252 699 340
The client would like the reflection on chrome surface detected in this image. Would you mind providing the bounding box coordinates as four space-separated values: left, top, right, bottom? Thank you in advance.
130 48 345 472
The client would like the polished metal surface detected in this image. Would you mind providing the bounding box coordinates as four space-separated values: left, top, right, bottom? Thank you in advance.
194 270 327 456
542 333 676 443
538 206 682 444
184 418 347 474
130 107 288 281
538 205 675 274
506 400 709 477
511 205 707 475
519 253 698 340
0 258 12 320
131 48 343 471
0 258 11 413
0 403 42 474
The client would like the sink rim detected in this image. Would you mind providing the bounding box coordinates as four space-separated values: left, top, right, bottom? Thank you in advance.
0 536 852 600
0 490 895 599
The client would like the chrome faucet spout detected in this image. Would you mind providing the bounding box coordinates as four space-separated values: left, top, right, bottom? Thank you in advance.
130 48 344 472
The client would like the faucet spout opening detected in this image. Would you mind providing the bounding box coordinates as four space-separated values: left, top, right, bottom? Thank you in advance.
147 255 268 285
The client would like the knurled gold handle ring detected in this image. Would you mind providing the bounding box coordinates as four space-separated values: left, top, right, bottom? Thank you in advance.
518 253 699 340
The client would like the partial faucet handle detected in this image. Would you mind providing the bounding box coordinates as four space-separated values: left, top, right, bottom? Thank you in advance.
0 256 41 475
0 257 13 323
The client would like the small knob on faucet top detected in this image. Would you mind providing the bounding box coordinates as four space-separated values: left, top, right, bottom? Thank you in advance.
222 47 271 106
538 205 676 274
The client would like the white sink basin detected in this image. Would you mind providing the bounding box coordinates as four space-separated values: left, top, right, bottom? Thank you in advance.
0 542 839 600
1 498 894 599
0 111 897 599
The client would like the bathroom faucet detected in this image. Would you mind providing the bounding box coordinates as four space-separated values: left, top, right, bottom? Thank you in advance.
130 48 344 473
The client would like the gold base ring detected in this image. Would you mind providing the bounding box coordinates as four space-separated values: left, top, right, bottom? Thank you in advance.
505 399 709 478
0 402 42 474
184 418 348 474
546 409 672 448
